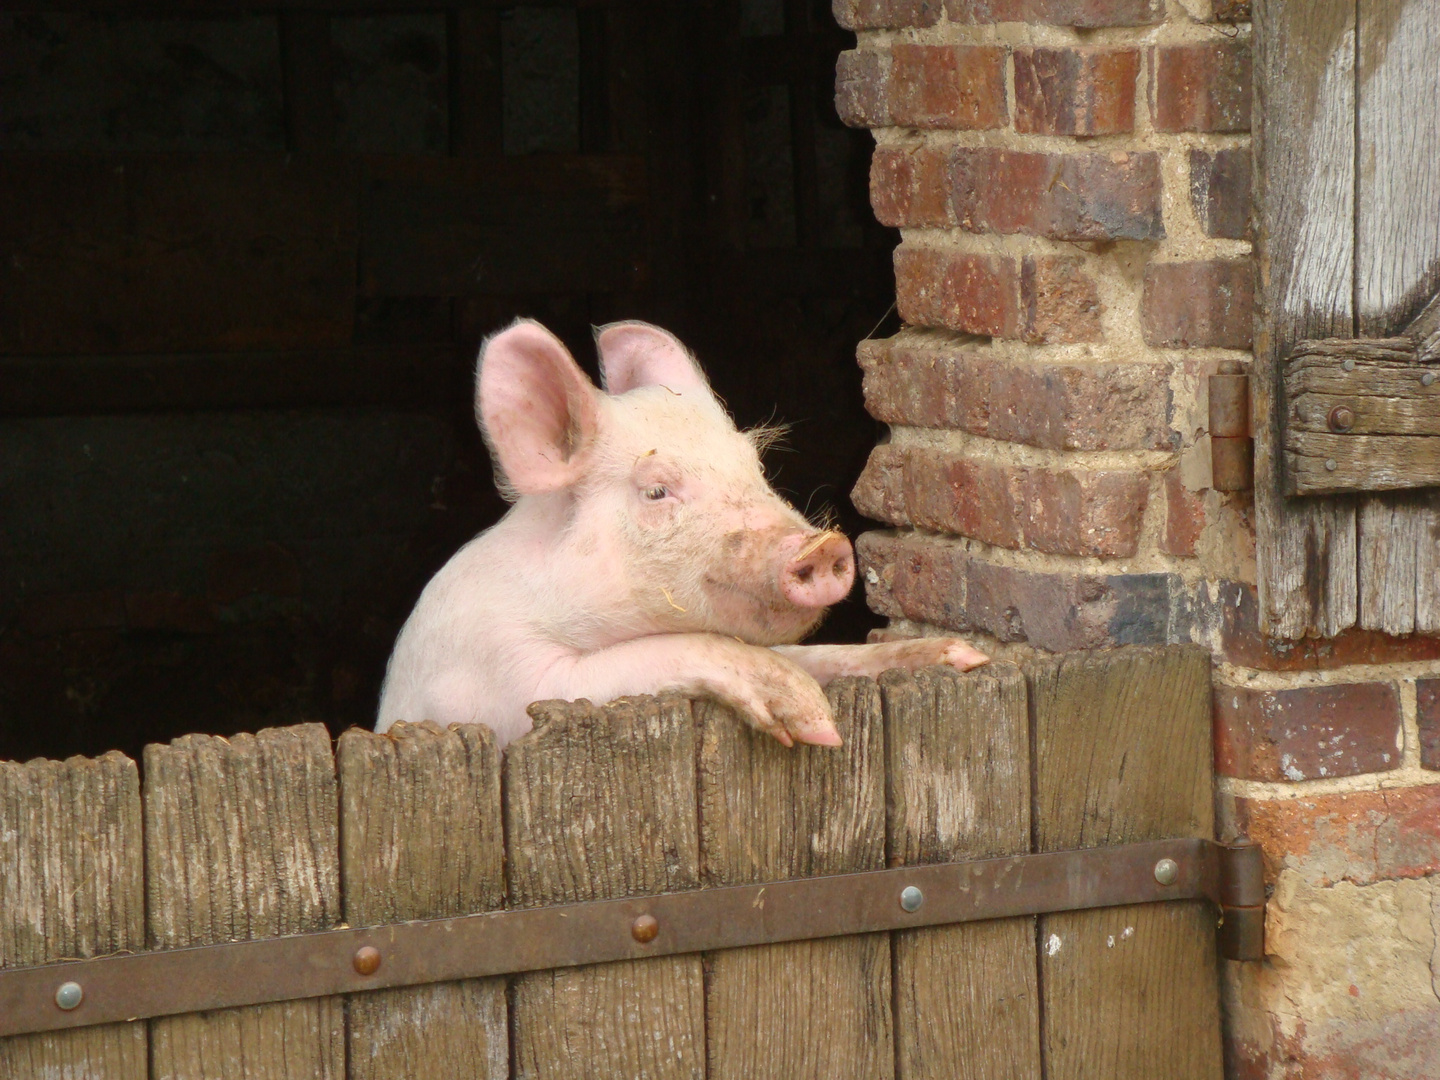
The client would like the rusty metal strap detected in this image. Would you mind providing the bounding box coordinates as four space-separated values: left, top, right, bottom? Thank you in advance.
0 837 1264 1038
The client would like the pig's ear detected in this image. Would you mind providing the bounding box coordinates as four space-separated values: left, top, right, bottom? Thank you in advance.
594 321 713 398
477 320 600 498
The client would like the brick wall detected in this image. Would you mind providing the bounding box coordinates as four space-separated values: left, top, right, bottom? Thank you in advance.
833 1 1440 1077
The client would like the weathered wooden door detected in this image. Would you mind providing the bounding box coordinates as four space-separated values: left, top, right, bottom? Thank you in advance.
1 646 1232 1080
1254 0 1440 637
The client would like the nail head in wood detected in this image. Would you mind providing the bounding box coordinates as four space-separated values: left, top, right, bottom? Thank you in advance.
1423 371 1436 386
1327 406 1355 432
353 945 382 976
630 914 659 944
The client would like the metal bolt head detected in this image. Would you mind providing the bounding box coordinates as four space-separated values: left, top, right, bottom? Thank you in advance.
900 886 924 913
1154 858 1179 886
1342 357 1355 371
1325 458 1338 471
1327 405 1355 432
1423 371 1437 386
54 981 83 1011
631 914 659 944
353 945 382 976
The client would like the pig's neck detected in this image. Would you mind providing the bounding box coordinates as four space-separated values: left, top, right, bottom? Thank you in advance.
496 493 657 653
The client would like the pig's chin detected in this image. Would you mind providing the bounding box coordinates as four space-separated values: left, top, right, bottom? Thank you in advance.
698 577 827 646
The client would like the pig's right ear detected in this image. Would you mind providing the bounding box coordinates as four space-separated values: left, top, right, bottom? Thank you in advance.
477 320 600 498
594 321 713 398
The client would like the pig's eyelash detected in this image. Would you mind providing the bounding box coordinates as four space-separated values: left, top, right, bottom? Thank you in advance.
643 485 670 501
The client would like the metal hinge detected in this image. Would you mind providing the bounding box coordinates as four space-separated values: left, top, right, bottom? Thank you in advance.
0 837 1266 1040
1210 363 1253 491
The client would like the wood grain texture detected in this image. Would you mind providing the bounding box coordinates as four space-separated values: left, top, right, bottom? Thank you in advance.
881 664 1039 1080
1026 646 1221 1080
0 751 147 1079
339 721 506 1080
505 695 704 1080
145 723 343 1080
1355 0 1440 630
699 678 892 1080
1253 0 1359 637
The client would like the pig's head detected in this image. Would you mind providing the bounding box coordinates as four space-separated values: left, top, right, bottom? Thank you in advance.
477 318 854 647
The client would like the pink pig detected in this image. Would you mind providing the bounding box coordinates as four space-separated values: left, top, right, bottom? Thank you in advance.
375 319 987 747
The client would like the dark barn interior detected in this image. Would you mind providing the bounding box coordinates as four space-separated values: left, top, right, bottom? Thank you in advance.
0 0 896 764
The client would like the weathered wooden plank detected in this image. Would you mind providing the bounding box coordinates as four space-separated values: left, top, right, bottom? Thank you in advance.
1287 432 1440 494
506 695 704 1080
280 12 336 151
1253 0 1359 637
1027 646 1221 1080
0 155 359 356
449 8 504 156
358 154 648 296
145 724 343 1080
1354 0 1440 633
881 664 1039 1080
339 721 507 1080
0 752 147 1079
699 679 892 1080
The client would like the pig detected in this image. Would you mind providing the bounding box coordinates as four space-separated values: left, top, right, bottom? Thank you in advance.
375 318 987 748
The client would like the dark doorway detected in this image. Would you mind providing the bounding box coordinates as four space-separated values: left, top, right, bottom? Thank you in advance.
0 0 896 763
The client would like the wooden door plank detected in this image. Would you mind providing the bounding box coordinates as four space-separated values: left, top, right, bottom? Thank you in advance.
145 724 342 1080
339 721 507 1080
0 752 146 1079
505 695 704 1080
699 678 892 1080
1026 646 1221 1080
0 155 359 356
1355 0 1440 632
1253 0 1359 637
881 664 1039 1080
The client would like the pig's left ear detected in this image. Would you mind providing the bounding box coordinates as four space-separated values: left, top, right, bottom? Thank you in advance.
594 321 713 398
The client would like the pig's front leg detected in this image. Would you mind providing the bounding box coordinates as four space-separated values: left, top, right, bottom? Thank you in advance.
772 638 989 685
534 634 841 747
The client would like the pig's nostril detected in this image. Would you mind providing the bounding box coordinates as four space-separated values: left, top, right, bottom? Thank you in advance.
834 560 846 576
795 565 814 583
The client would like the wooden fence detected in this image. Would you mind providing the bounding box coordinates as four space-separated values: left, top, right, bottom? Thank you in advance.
1 645 1223 1079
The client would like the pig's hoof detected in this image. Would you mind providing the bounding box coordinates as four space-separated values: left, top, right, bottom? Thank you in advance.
940 639 989 671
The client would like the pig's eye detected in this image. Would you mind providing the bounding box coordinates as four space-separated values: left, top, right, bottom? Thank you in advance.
643 485 669 501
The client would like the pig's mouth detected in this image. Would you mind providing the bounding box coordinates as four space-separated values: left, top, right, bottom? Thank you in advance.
699 575 826 644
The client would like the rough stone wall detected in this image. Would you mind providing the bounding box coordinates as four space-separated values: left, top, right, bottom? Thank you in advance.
832 0 1440 1076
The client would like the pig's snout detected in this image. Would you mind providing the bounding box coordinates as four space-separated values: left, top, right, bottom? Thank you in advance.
779 531 855 609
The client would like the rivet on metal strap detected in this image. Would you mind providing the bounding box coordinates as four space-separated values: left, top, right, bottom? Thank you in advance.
1153 858 1179 886
353 946 382 976
631 914 659 944
54 982 83 1011
899 886 924 913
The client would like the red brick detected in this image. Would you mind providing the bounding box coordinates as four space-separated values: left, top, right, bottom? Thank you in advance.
853 444 1150 556
1210 580 1440 671
1161 468 1205 557
1214 681 1403 781
836 50 892 129
1227 785 1440 886
1189 148 1251 239
894 246 1019 337
1020 254 1102 344
944 0 1162 26
870 147 951 228
833 0 942 29
857 530 1179 649
1014 47 1139 135
889 45 1006 130
857 338 1174 450
1142 260 1254 349
949 148 1163 241
1419 678 1440 770
1151 41 1252 133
